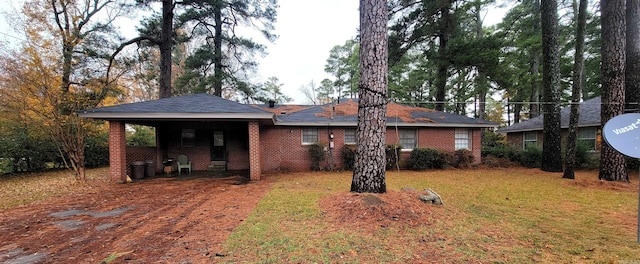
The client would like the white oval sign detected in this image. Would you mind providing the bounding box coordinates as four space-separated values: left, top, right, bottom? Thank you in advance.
602 113 640 159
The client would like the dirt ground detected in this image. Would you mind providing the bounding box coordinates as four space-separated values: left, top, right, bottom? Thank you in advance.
0 173 273 263
1 168 637 263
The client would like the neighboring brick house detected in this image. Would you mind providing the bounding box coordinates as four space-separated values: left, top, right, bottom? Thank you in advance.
497 96 602 151
80 94 497 182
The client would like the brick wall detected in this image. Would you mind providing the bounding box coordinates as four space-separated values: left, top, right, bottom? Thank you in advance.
259 126 485 173
108 121 126 182
248 122 261 180
506 132 525 149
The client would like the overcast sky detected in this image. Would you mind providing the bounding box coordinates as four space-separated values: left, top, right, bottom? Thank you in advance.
256 0 360 103
0 0 506 104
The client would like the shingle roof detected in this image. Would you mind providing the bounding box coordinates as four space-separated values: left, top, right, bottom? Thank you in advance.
497 96 601 133
79 94 497 128
83 94 268 114
78 94 275 123
276 99 497 127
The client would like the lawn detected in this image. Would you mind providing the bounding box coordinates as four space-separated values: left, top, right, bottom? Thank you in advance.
1 167 639 263
221 168 640 263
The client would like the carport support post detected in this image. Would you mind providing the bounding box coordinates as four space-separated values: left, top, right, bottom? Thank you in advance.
248 121 261 180
109 121 127 182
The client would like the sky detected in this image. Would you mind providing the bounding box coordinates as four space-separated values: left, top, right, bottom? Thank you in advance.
0 0 506 104
255 0 360 103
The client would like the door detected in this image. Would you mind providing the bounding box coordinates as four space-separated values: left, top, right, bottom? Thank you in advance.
211 130 226 161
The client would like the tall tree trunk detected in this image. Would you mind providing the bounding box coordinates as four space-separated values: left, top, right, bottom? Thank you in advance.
214 5 224 97
475 6 487 121
529 53 541 118
529 0 542 118
351 0 388 193
626 0 640 112
540 0 563 172
600 0 628 182
434 1 452 112
564 0 588 180
159 0 174 98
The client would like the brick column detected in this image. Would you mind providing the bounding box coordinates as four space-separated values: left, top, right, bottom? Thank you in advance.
248 121 261 180
109 121 127 182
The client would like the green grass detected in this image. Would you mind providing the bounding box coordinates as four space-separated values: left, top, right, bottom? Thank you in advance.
2 167 639 262
222 169 640 263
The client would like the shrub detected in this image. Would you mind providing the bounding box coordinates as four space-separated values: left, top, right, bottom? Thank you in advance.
342 144 403 171
309 142 326 171
574 142 599 170
386 144 402 170
342 144 356 170
452 149 475 168
482 143 521 161
410 148 448 170
85 134 109 168
482 155 518 168
626 157 640 171
520 145 542 168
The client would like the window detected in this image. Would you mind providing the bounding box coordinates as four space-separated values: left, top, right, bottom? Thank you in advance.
399 129 417 150
577 127 597 150
523 131 537 149
344 128 356 144
181 129 195 147
302 128 318 144
455 129 471 150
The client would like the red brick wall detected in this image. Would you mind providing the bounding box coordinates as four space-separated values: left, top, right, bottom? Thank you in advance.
259 126 484 173
109 121 126 182
248 122 261 180
506 132 525 149
260 126 311 172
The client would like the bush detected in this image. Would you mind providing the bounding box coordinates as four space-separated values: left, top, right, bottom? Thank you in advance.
452 149 475 168
520 145 542 168
342 144 403 171
385 144 402 170
482 143 521 161
573 142 599 170
126 125 156 146
309 142 326 171
626 157 640 171
482 155 518 168
342 145 356 170
85 134 109 168
410 148 448 170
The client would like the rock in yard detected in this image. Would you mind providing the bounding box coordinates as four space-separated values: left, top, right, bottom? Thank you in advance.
418 188 443 205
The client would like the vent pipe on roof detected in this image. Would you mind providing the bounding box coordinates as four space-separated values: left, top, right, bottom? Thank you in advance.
268 100 275 108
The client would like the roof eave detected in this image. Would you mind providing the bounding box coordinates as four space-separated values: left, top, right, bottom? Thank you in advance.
275 121 496 128
498 123 601 133
79 112 276 124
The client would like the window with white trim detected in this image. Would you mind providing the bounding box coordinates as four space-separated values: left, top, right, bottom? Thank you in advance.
523 131 538 149
302 128 318 144
455 129 471 150
399 129 417 150
181 129 195 147
344 128 356 144
577 127 597 150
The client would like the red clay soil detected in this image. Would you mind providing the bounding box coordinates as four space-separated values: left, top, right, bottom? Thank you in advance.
0 174 273 263
319 190 437 229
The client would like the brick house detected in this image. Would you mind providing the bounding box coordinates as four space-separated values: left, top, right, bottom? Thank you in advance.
497 96 602 151
79 94 497 182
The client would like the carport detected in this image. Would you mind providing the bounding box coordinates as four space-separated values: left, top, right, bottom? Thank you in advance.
79 94 275 182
